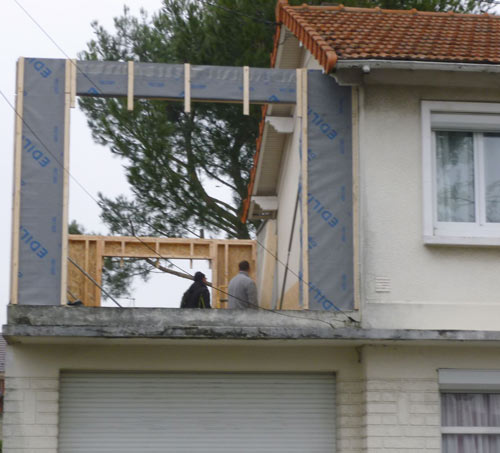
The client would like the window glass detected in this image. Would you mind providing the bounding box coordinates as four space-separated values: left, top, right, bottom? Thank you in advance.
442 393 500 453
443 434 500 453
483 133 500 223
436 131 475 222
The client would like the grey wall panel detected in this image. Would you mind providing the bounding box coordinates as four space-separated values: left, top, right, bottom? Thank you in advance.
307 72 353 311
17 58 66 305
76 61 128 96
76 61 297 103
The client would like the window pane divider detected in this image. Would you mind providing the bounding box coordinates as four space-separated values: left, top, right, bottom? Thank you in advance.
442 426 500 435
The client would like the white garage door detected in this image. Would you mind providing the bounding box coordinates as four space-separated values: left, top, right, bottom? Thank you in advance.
59 372 336 452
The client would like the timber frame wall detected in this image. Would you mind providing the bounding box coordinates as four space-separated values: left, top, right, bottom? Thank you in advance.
68 235 256 308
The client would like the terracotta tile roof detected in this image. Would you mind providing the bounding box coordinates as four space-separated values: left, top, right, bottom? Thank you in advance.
242 2 500 223
277 1 500 72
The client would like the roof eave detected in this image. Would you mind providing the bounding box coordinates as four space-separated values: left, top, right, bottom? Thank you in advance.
335 59 500 73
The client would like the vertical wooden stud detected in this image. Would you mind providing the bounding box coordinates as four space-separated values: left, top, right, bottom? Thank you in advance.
352 87 360 310
296 68 302 118
210 242 217 307
300 68 309 309
243 66 250 116
127 61 134 111
10 57 25 305
84 239 89 305
95 238 104 305
184 63 191 113
60 59 72 305
224 243 229 290
70 59 77 108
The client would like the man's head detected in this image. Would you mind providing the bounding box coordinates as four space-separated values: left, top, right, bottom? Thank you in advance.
194 271 206 283
238 260 250 272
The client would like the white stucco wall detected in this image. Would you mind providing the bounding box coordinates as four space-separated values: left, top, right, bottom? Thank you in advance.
358 81 500 330
3 342 363 453
5 341 500 453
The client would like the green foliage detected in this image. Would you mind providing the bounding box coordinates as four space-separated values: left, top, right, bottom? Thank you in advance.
77 0 494 299
80 0 492 242
79 0 277 240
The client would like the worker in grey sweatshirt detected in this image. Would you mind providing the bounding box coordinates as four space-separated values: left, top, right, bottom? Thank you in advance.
227 260 258 309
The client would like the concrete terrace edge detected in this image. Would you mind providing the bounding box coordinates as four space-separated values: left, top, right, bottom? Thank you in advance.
3 306 500 343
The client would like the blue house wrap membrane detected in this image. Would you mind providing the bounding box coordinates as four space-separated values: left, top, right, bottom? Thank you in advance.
14 59 298 306
76 62 297 104
307 71 353 311
17 58 67 305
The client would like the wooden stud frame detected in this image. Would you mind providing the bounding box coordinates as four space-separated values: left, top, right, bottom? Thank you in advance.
68 235 256 308
10 57 25 305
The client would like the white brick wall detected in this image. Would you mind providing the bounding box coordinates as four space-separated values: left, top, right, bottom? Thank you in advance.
363 379 441 453
337 379 365 453
3 377 59 453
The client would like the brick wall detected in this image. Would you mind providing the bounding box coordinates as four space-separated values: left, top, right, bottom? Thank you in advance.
337 379 365 452
363 379 441 453
3 377 59 452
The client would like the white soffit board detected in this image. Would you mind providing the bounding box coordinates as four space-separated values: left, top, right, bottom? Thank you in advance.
439 369 500 391
253 107 290 196
59 372 336 453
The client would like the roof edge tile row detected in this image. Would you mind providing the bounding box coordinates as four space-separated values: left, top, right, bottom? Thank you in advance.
277 0 338 73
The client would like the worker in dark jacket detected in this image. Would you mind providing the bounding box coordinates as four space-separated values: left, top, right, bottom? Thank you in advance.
180 271 211 309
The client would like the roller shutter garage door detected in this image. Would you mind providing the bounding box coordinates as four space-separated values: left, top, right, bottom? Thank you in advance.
59 372 336 452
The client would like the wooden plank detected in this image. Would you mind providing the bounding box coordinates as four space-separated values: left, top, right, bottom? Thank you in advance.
243 66 249 115
94 238 104 305
300 68 309 309
84 239 89 303
88 239 98 306
224 243 229 289
184 63 191 113
10 57 25 305
296 68 302 118
211 242 219 308
259 224 277 309
70 59 77 108
127 61 134 111
352 87 360 311
60 60 72 305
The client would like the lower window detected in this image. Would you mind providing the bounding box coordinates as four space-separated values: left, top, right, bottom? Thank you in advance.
440 370 500 453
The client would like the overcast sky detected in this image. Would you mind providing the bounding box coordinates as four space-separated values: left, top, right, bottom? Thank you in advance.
0 0 214 324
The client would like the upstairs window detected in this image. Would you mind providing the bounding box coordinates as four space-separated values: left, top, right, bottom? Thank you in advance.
422 102 500 245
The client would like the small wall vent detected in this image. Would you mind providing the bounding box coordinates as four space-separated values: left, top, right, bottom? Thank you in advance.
375 276 391 293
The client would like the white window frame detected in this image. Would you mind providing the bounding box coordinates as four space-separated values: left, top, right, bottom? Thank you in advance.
422 101 500 246
439 369 500 439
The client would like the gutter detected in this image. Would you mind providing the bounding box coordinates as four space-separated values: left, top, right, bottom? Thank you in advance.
336 59 500 74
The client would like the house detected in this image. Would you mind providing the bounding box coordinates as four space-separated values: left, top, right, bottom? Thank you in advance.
4 2 500 452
